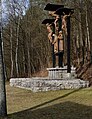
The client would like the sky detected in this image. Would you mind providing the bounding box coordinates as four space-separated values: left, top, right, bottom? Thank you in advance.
1 0 30 25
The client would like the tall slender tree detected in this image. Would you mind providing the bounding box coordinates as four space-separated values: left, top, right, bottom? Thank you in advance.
0 0 7 116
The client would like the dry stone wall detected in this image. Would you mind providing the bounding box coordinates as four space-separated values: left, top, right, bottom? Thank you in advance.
10 78 89 92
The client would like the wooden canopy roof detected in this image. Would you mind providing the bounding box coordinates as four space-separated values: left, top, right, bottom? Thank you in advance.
44 3 64 11
42 19 55 24
55 8 74 15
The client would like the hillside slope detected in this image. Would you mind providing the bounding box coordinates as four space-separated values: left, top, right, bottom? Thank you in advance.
76 62 92 86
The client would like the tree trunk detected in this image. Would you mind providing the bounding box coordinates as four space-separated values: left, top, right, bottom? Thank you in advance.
15 17 20 77
26 39 31 77
78 11 82 64
85 6 90 51
85 6 90 62
0 1 7 115
10 27 14 77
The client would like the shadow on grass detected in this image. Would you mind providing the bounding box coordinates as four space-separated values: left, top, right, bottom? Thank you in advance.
0 89 89 119
8 101 92 119
28 89 81 110
6 89 92 119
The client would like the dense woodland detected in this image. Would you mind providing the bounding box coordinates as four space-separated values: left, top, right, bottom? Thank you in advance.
2 0 92 84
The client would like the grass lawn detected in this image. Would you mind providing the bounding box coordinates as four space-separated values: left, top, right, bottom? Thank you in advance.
1 82 92 119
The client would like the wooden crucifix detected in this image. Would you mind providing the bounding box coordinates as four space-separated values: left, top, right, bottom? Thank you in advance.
42 19 56 67
55 7 74 72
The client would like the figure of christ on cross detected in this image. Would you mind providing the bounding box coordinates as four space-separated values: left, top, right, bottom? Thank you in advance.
46 23 58 53
49 11 60 33
46 23 53 43
62 12 71 35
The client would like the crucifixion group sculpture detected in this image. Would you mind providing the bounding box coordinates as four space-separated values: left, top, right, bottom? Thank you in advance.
42 3 74 73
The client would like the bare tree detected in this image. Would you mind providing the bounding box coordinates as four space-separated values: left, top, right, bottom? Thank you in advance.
0 0 7 116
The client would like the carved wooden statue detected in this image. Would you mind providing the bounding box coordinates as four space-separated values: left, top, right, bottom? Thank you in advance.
46 23 53 43
58 30 64 52
62 12 71 35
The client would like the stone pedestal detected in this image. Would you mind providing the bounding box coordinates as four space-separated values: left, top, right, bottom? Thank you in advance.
47 66 76 79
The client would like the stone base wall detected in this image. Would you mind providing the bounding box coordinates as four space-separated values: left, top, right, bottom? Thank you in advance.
47 67 77 79
10 78 89 92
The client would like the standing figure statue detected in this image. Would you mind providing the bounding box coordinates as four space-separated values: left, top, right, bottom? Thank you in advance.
52 30 64 54
52 33 58 53
58 30 64 52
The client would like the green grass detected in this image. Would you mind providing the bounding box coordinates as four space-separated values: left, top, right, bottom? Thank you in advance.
1 82 92 119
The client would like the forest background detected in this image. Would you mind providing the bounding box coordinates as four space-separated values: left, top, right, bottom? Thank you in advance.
2 0 92 84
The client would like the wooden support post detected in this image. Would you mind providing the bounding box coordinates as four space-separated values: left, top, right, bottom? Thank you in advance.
52 24 56 67
52 45 56 67
58 16 63 67
67 16 71 73
59 52 63 67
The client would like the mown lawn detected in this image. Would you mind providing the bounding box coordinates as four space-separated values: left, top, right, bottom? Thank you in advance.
2 82 92 119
